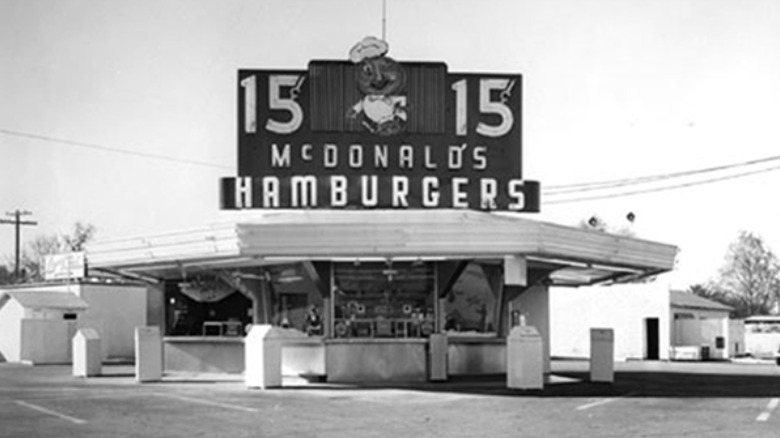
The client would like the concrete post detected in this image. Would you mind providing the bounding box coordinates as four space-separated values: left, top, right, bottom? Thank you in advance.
322 297 332 338
245 325 285 389
72 328 102 377
720 317 729 360
507 325 544 390
135 326 162 383
503 255 527 286
590 328 614 383
429 333 448 381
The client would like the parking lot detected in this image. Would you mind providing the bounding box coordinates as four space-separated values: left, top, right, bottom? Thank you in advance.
1 360 778 438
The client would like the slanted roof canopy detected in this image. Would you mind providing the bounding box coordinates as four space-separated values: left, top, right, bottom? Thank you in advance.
85 210 677 286
0 290 88 311
670 290 733 312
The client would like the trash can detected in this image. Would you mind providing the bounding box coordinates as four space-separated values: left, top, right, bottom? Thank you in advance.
590 328 614 383
507 325 544 390
135 326 162 382
73 328 102 377
245 324 285 389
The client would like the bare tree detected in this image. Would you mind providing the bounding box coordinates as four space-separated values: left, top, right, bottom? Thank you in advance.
688 283 737 316
0 265 12 284
63 222 96 251
19 234 66 282
709 231 780 317
6 222 97 283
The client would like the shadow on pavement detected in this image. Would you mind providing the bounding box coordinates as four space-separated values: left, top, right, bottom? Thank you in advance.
280 370 780 399
3 362 779 399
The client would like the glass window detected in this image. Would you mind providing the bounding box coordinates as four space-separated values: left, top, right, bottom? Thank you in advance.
269 264 325 335
443 262 498 336
165 264 326 337
332 261 436 338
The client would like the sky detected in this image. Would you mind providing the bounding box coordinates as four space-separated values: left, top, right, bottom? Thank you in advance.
2 0 780 288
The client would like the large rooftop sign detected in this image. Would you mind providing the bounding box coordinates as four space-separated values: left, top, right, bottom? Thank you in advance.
221 37 540 211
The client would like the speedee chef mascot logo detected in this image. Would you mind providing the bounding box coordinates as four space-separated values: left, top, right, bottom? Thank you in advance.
347 37 408 136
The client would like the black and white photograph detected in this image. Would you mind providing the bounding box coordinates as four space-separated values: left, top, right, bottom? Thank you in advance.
1 1 779 436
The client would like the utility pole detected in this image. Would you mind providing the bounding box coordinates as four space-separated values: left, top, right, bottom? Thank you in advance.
0 210 37 280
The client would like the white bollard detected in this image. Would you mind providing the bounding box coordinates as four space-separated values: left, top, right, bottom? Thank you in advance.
73 328 102 377
135 326 162 383
590 328 614 383
507 325 544 390
245 325 285 389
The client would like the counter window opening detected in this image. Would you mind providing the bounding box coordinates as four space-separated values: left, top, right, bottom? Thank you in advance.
163 266 324 337
331 261 436 339
165 277 252 337
161 260 503 339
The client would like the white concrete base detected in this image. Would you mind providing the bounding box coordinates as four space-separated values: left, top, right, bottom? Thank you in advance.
670 345 702 361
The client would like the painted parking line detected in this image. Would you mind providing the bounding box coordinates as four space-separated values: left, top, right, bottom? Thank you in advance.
1 386 157 397
14 400 87 425
576 392 638 411
153 393 260 413
756 398 779 422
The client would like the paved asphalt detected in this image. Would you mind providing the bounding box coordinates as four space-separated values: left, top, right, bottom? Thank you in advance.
1 360 779 437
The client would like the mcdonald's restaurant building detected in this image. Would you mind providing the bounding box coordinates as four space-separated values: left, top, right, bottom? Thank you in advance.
84 40 677 383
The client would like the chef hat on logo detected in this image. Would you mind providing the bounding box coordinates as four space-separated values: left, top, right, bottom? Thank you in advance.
349 36 389 63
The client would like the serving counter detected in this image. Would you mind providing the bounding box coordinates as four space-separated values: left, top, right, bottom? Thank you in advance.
164 336 245 374
325 338 429 382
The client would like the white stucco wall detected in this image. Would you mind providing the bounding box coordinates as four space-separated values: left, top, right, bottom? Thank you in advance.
19 319 77 364
26 283 147 360
79 284 146 359
550 283 671 361
0 299 24 362
671 308 731 360
729 320 745 357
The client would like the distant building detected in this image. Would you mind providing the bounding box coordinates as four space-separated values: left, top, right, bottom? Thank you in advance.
0 280 147 363
551 283 734 361
0 289 87 364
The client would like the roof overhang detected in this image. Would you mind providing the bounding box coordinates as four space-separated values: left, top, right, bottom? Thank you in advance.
0 290 89 311
85 210 678 286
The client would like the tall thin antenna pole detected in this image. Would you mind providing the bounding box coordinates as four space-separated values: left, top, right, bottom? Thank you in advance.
0 209 37 280
382 0 387 40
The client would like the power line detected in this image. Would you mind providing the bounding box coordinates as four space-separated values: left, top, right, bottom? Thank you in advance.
544 163 780 205
5 127 778 206
544 153 780 195
0 128 234 170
